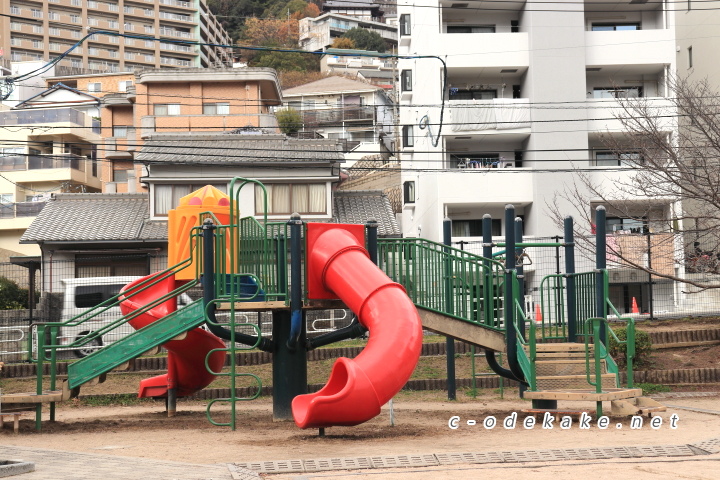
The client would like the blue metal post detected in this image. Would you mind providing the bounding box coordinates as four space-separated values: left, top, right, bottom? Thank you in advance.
564 216 577 342
443 217 456 400
595 206 607 345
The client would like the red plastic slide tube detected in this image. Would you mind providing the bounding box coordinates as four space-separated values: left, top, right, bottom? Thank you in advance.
292 228 423 428
120 275 226 398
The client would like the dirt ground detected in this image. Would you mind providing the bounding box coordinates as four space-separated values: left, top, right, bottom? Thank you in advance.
1 390 719 478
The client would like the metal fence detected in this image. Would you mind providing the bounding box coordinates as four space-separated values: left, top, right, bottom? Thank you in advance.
453 233 720 320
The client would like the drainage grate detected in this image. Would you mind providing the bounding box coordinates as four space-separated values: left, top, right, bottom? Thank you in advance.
234 460 304 474
303 457 372 472
227 464 261 480
691 437 720 454
370 454 438 468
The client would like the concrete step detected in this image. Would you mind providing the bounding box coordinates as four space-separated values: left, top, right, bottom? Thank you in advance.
524 388 643 402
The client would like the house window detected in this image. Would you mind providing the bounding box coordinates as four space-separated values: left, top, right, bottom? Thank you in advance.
113 169 129 182
402 125 414 147
87 82 101 92
75 254 149 278
254 183 326 215
118 80 133 92
449 88 497 100
203 103 230 115
688 46 693 68
606 217 648 234
400 14 411 36
452 219 501 237
113 126 130 137
593 87 643 99
403 181 415 204
447 25 495 33
591 23 641 31
154 184 227 216
593 150 642 167
154 103 181 115
401 70 412 92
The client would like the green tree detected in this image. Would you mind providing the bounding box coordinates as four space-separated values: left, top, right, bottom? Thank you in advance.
250 50 319 72
0 276 28 310
276 108 303 135
341 28 386 53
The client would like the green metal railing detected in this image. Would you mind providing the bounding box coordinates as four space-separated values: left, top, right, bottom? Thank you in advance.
512 272 536 390
377 238 506 330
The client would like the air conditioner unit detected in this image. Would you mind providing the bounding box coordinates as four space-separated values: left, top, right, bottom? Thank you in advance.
501 161 515 168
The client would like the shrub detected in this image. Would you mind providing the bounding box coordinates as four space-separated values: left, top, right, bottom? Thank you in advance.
608 326 653 367
0 276 28 310
276 107 303 135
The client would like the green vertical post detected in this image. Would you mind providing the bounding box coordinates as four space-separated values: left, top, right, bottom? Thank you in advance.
443 217 456 400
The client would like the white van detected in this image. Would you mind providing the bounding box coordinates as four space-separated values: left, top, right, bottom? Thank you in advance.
57 276 192 358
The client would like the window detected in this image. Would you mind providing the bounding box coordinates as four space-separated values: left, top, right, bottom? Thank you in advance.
154 103 181 115
108 20 119 28
254 184 326 215
49 27 60 36
452 219 501 237
403 181 415 204
118 80 133 92
31 8 42 18
593 150 642 167
688 46 693 68
606 217 648 234
88 17 99 26
400 14 411 36
70 15 81 22
113 168 129 183
32 25 43 33
203 103 230 115
87 0 98 7
113 126 130 137
401 70 412 92
154 184 227 216
593 87 643 99
145 8 154 16
447 25 495 33
591 23 640 31
87 82 101 92
32 40 43 48
48 11 59 20
449 88 497 100
402 125 414 147
145 54 155 62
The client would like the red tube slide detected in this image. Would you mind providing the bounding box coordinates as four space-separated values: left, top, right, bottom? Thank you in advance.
292 227 423 428
120 274 226 398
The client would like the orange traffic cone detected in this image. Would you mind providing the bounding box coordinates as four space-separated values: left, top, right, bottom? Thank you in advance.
631 297 640 314
535 303 542 324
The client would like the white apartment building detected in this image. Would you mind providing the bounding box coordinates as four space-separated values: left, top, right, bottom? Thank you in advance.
397 0 682 314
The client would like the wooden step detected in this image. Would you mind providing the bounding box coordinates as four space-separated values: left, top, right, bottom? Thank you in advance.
535 343 592 353
142 346 161 356
535 352 590 359
611 397 667 416
524 388 643 402
536 373 617 390
535 359 606 376
1 380 71 404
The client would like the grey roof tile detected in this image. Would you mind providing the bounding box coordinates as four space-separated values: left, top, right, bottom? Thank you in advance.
283 76 381 96
135 134 344 164
139 220 168 240
333 190 399 237
20 193 150 244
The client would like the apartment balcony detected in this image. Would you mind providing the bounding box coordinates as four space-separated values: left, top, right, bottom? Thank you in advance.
585 30 675 66
585 96 675 133
158 0 197 10
325 55 393 71
437 168 534 210
0 154 101 190
141 114 280 137
447 98 531 135
438 33 529 67
0 201 47 220
301 107 375 128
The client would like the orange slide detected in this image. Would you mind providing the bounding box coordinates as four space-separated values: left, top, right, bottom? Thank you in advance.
119 274 226 398
292 225 423 428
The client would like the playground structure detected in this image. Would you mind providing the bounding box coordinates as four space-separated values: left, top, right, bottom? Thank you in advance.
1 178 663 431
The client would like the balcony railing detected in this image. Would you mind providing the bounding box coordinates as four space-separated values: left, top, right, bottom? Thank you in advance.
300 106 375 127
0 108 86 126
0 201 47 219
28 154 86 170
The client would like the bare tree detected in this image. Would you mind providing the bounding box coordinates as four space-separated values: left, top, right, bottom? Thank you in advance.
549 76 720 290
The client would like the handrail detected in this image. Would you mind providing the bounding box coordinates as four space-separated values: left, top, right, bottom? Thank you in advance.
512 272 535 389
377 237 506 331
538 273 567 340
